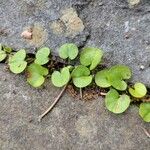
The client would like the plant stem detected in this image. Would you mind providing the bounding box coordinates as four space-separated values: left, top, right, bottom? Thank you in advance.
100 92 107 96
80 88 83 99
38 84 68 122
138 126 150 138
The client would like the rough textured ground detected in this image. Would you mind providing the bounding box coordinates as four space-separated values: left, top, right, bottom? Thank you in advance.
0 0 150 149
0 64 149 150
0 0 150 86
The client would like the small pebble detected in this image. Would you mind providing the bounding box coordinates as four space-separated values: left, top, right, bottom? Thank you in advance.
140 65 145 70
21 29 32 39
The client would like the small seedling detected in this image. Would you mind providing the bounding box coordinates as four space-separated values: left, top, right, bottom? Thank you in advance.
105 88 131 114
95 65 131 91
8 49 27 74
0 44 7 62
3 45 12 53
59 43 78 60
27 63 48 87
71 65 92 88
80 47 103 70
34 47 50 65
129 82 147 98
0 43 149 122
51 67 71 87
139 103 150 122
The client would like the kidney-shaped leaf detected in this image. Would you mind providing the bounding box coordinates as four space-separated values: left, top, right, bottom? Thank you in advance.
80 47 103 70
0 50 7 62
139 103 150 122
129 82 147 98
71 65 92 88
95 69 111 88
51 67 70 87
109 65 132 79
105 88 130 114
59 43 78 60
27 63 48 87
108 65 132 91
8 49 27 74
34 47 50 65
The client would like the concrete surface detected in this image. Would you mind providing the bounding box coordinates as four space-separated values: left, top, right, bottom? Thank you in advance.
0 64 150 149
0 0 150 86
0 0 150 149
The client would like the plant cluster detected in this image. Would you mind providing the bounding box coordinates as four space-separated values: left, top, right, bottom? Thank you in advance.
0 43 149 122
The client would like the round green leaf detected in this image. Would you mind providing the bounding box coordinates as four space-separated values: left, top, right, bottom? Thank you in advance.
95 69 111 88
71 65 92 88
110 80 127 91
3 46 12 53
80 47 103 70
34 47 50 65
59 43 78 60
8 49 27 74
105 89 131 114
0 50 7 62
109 65 132 79
27 63 48 88
51 67 70 87
139 103 150 122
129 82 147 98
108 65 131 91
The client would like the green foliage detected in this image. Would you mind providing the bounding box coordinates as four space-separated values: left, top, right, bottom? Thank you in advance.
0 43 149 122
51 67 70 87
27 63 48 88
80 47 103 70
129 83 147 98
35 47 50 65
3 45 12 53
139 103 150 122
105 88 131 114
59 43 78 60
95 65 131 91
0 44 7 62
95 69 111 88
8 49 27 74
71 65 92 88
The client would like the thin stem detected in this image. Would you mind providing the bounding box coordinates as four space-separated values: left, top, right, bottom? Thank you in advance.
38 84 68 122
138 126 150 138
80 88 83 99
100 92 107 96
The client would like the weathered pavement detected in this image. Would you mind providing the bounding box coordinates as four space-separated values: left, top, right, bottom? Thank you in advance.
0 64 150 149
0 0 150 149
0 0 150 86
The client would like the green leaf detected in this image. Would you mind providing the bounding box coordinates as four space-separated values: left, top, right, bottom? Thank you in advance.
139 103 150 122
110 80 127 91
34 47 50 65
59 43 78 60
3 46 12 53
71 65 92 88
8 49 27 74
51 67 70 87
80 47 103 70
27 63 48 87
109 65 132 79
105 89 130 114
129 83 147 98
108 65 131 91
0 50 7 62
95 69 111 88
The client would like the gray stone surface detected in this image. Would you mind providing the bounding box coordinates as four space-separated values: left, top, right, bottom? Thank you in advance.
0 1 150 149
0 0 150 86
0 64 150 149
